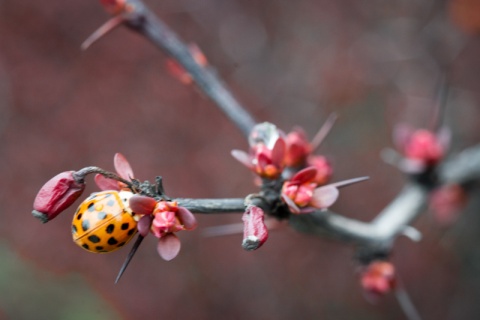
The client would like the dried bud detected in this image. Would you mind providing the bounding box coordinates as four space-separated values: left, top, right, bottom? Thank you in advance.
242 205 268 251
360 261 396 298
32 171 85 223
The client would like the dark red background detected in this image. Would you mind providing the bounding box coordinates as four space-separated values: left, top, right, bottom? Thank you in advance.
1 0 480 319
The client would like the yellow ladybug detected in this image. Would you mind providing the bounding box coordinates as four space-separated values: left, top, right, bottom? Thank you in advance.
72 190 138 253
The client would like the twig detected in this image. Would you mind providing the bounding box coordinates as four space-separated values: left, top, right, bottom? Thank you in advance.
95 0 256 138
175 198 245 213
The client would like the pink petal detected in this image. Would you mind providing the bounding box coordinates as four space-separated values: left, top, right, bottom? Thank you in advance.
271 137 286 166
281 193 301 214
290 126 308 140
393 124 413 150
157 233 181 261
137 214 153 237
94 173 120 191
177 207 198 230
290 166 318 184
398 158 426 174
231 150 253 169
129 195 157 215
437 127 451 150
310 186 339 209
114 153 134 180
257 152 271 168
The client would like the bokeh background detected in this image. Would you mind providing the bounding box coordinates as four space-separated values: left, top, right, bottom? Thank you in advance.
1 0 480 319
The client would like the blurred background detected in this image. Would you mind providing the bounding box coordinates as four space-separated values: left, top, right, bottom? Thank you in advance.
1 0 480 319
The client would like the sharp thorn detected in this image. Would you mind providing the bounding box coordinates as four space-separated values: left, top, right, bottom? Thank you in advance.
82 16 125 50
115 234 144 284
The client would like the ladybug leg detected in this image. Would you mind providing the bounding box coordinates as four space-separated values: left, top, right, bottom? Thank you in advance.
115 234 145 284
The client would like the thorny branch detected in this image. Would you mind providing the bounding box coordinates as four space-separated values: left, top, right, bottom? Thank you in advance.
91 0 256 138
87 0 480 256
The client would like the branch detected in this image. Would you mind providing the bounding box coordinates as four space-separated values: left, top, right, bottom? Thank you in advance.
96 0 256 138
89 1 480 258
289 184 427 246
175 198 245 213
290 144 480 247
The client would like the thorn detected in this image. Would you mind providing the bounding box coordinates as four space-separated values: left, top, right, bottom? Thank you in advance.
380 148 403 168
82 15 125 50
330 176 369 189
402 226 422 242
311 113 338 152
430 73 449 132
115 234 144 284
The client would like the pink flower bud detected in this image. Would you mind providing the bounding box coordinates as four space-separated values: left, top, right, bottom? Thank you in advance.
242 205 268 251
32 171 85 223
360 261 396 297
429 184 467 226
307 155 333 185
100 0 127 15
404 130 444 165
285 128 312 167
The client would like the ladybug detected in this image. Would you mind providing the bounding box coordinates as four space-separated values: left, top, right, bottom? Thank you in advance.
72 190 138 253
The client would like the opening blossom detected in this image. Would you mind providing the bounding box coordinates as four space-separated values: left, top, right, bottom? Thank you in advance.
130 195 197 261
281 167 339 214
394 125 450 173
231 122 286 179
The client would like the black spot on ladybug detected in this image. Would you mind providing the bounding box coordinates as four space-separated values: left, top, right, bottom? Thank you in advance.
82 220 90 232
121 223 129 230
108 237 118 245
72 225 77 234
106 224 115 234
98 211 107 220
87 202 95 212
117 242 126 247
82 244 90 250
128 228 136 236
95 246 104 251
77 213 83 220
88 235 101 243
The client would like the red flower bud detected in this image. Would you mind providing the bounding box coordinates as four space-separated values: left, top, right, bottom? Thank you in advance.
242 205 268 251
32 171 85 223
360 261 396 298
99 0 127 15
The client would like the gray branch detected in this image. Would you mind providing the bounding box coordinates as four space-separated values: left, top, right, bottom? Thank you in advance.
120 0 256 138
95 2 480 253
290 145 480 247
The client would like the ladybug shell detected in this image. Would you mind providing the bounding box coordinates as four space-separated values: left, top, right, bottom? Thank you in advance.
72 191 137 253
